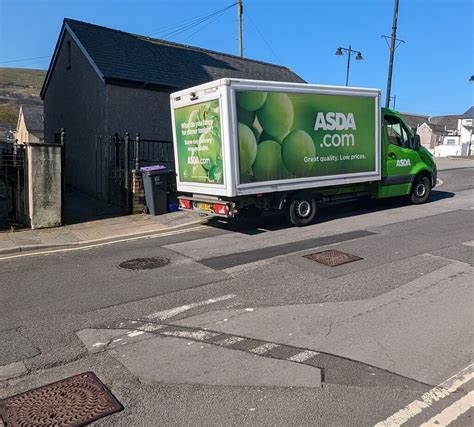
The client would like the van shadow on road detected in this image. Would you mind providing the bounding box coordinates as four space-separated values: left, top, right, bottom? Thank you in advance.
207 190 455 235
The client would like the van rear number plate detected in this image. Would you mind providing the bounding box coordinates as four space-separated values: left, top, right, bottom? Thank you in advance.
197 202 212 211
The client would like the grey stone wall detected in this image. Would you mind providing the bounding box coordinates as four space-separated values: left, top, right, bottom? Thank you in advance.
43 32 106 196
43 31 176 207
27 143 62 229
105 84 173 141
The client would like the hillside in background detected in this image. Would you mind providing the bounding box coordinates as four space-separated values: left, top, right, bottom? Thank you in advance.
0 67 46 137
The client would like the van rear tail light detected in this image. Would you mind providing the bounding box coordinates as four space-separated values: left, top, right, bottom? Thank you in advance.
179 199 192 210
212 203 230 216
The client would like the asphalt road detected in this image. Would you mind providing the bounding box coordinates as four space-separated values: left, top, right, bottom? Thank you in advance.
1 164 473 426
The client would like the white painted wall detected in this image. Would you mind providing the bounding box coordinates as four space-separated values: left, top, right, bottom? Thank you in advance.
434 143 469 157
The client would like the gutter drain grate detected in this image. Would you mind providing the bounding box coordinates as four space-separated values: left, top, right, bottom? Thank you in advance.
304 249 362 267
119 256 170 270
0 372 123 426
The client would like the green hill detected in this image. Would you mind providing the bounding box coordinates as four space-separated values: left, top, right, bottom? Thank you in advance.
0 67 46 133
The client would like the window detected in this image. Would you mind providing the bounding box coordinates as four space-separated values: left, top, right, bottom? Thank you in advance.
66 40 71 69
384 116 410 148
446 138 456 145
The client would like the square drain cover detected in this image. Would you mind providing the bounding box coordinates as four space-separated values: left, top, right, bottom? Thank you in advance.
0 371 123 426
304 249 362 267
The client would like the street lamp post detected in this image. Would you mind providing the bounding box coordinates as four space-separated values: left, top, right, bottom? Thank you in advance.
335 45 363 86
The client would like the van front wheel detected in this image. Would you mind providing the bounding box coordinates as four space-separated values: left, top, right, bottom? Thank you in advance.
410 175 431 204
287 193 317 226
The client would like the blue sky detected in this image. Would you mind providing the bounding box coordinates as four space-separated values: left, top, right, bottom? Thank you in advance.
1 0 472 115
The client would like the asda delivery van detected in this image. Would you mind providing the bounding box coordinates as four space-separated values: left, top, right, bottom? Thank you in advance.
170 79 436 226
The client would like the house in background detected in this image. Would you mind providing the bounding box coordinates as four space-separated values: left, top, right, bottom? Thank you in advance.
401 109 473 156
456 106 473 148
400 113 428 131
434 106 473 157
14 105 44 144
41 18 304 210
416 122 450 151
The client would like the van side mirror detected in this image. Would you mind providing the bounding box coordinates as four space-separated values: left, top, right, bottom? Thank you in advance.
412 134 421 150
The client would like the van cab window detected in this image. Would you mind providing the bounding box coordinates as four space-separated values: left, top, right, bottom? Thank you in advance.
384 116 410 148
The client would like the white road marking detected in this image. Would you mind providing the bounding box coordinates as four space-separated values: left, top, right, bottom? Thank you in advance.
127 331 145 337
287 350 319 362
135 323 165 332
0 224 207 260
249 343 279 355
462 240 474 247
161 330 220 341
436 178 444 187
420 391 474 427
375 363 474 427
215 336 246 346
147 294 236 320
91 341 107 347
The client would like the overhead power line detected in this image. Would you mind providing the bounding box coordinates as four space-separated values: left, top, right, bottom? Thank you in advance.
0 55 51 64
148 3 236 39
182 8 234 43
244 10 282 63
147 3 235 35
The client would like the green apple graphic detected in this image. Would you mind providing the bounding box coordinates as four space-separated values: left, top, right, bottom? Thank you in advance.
198 131 221 171
282 130 315 177
238 122 257 174
237 91 267 111
253 140 290 181
257 92 294 137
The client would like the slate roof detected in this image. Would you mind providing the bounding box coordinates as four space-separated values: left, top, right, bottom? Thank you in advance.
42 19 305 96
425 123 449 134
21 105 44 132
459 106 474 119
400 113 428 129
428 115 459 131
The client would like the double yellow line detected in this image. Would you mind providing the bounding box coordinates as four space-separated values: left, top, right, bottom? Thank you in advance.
0 224 208 261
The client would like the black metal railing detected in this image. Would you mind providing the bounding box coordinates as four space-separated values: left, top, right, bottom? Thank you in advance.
126 133 174 170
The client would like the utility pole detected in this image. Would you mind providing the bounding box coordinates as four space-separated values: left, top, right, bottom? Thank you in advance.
390 95 397 110
385 0 400 108
238 0 243 57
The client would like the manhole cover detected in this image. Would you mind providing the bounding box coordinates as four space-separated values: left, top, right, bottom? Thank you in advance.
304 249 362 267
0 372 123 426
119 256 170 270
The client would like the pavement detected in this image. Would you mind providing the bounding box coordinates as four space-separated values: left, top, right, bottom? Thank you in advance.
0 209 203 256
0 156 471 258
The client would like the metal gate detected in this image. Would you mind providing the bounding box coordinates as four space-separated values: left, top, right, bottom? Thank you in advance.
0 141 26 226
94 133 174 214
94 134 130 213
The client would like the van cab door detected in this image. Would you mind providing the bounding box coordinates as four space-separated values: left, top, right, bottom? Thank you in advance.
380 114 420 197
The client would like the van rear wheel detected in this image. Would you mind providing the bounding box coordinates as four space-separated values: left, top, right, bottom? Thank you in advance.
287 193 317 226
410 175 431 204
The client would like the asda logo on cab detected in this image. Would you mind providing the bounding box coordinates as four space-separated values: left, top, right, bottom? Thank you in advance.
396 159 411 167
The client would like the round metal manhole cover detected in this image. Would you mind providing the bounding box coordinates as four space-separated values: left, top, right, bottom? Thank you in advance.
119 257 170 270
